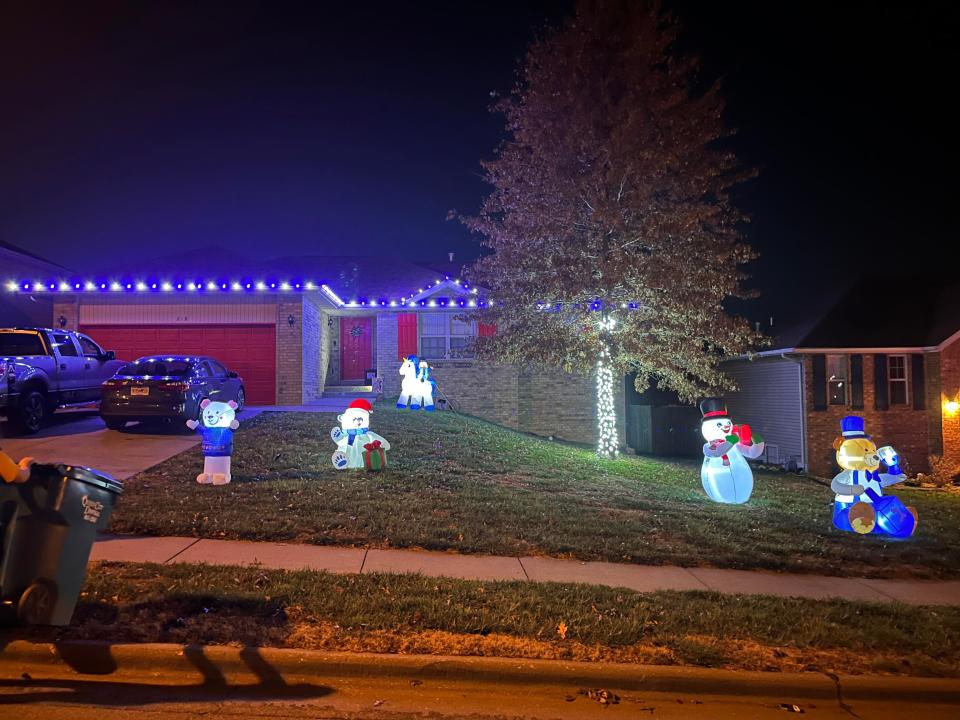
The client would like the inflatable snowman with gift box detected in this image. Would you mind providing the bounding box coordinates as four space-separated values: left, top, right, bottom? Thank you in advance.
331 398 391 470
830 416 917 537
699 397 765 504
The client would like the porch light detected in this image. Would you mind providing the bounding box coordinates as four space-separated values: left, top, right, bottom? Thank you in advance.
945 400 960 417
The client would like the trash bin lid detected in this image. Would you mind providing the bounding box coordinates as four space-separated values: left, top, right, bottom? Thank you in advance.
57 464 124 494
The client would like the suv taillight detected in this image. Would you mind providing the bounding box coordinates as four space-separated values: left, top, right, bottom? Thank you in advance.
160 381 190 392
102 379 122 388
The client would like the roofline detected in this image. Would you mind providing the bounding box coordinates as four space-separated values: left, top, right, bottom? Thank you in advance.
731 339 960 361
0 244 70 273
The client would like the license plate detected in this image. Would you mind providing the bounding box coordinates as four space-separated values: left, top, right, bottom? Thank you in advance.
131 387 150 396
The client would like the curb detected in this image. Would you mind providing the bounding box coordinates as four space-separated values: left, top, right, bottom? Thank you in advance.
3 640 960 704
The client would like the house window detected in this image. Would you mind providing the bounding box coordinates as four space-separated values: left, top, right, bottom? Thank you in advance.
827 354 847 405
888 354 908 405
419 313 477 359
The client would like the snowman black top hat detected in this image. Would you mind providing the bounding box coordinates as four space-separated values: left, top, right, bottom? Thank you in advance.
699 397 729 419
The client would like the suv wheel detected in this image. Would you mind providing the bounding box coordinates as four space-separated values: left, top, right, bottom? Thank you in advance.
16 390 46 434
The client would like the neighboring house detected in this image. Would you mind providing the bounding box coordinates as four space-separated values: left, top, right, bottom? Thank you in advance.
723 278 960 477
0 240 68 327
19 254 624 446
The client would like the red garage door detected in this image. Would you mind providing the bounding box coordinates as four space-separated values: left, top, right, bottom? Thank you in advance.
81 325 276 405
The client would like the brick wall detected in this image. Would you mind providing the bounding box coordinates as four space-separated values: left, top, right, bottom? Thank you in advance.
301 296 322 402
803 353 931 477
940 339 960 468
376 311 626 447
318 309 331 394
276 300 302 405
52 301 79 330
377 313 400 393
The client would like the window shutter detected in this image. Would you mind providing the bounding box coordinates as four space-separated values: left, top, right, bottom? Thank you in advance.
478 322 497 337
874 354 889 410
812 354 826 411
850 354 864 409
397 313 418 360
911 354 925 410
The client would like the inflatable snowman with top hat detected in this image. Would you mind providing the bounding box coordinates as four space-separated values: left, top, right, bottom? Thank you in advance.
330 398 391 470
699 398 765 504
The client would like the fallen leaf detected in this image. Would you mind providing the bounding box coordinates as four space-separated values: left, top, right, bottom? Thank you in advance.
557 621 568 640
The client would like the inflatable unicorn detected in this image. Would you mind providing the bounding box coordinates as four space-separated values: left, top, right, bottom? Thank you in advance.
397 354 435 411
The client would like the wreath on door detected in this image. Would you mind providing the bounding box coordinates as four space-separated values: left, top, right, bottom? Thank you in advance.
350 325 364 337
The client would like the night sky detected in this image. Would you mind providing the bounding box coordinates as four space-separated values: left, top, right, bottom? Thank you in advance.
2 1 956 333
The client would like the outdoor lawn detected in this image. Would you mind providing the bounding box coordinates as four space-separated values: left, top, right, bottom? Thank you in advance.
109 408 960 579
12 561 960 676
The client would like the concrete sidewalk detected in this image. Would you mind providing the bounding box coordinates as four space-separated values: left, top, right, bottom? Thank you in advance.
90 535 960 606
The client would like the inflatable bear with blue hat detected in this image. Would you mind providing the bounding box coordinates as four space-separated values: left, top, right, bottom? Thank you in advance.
830 415 917 537
186 399 240 485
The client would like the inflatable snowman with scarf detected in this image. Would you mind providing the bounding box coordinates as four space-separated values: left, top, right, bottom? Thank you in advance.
699 397 764 504
331 398 391 469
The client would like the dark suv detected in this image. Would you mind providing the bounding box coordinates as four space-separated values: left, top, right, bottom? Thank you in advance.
100 355 245 430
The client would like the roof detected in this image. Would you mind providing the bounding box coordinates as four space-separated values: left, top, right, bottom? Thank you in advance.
773 275 960 350
0 239 69 271
30 249 469 304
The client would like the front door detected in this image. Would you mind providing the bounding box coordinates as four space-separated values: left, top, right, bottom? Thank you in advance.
340 317 372 382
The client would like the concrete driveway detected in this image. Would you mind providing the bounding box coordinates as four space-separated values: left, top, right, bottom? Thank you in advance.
0 409 201 480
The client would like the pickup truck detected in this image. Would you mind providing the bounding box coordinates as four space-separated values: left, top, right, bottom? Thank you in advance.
0 328 126 434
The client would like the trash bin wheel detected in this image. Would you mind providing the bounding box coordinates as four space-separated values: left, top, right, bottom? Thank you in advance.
18 580 57 625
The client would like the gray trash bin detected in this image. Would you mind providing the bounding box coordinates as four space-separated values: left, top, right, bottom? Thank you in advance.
0 464 122 625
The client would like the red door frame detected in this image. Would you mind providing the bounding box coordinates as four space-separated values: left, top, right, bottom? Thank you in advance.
339 317 373 382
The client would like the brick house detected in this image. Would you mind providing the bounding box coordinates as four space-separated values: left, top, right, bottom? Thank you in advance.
723 279 960 477
21 254 623 447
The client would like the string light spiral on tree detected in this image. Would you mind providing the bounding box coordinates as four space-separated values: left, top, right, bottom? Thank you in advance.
596 315 619 458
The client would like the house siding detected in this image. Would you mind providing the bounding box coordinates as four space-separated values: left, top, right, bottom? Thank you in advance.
723 356 806 469
804 353 930 478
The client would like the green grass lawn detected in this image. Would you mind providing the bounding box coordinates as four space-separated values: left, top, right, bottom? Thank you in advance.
109 408 960 578
11 561 960 676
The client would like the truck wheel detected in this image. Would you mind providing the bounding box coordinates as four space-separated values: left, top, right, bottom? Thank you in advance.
18 580 57 625
15 390 46 435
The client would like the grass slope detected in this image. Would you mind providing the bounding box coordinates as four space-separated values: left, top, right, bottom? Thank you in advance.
109 409 960 578
10 562 960 677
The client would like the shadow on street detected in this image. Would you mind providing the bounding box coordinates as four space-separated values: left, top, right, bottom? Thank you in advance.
0 643 332 705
